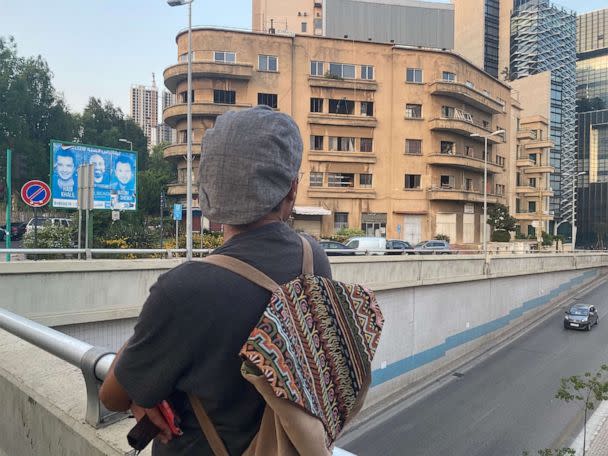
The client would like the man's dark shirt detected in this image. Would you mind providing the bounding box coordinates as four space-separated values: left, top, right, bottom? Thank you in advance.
115 222 332 455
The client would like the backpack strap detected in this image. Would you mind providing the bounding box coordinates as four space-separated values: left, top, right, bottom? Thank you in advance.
188 394 230 456
299 235 314 275
201 255 279 292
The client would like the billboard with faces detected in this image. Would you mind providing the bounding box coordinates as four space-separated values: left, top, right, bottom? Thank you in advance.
50 140 137 210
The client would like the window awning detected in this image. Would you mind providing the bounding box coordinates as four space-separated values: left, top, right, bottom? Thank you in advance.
293 206 332 216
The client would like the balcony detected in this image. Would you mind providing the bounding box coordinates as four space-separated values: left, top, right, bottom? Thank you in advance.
164 62 253 92
427 186 503 204
308 76 378 91
308 151 377 164
516 157 535 168
516 186 554 197
163 102 252 128
430 113 502 144
429 81 504 114
166 182 198 197
163 143 202 160
517 130 534 140
307 187 376 199
427 152 504 174
524 139 554 150
514 211 554 221
524 164 555 174
308 113 378 128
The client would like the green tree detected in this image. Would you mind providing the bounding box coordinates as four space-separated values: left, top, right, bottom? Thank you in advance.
487 204 517 232
0 36 77 190
138 143 176 216
77 97 148 170
555 365 608 456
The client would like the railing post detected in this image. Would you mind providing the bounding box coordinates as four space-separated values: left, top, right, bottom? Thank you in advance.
80 347 127 428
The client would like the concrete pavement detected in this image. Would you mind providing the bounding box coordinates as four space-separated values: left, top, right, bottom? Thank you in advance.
572 400 608 455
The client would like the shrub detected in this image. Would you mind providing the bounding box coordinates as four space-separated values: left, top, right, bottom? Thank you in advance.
491 230 511 242
23 225 76 259
541 231 554 246
434 233 450 242
324 227 365 244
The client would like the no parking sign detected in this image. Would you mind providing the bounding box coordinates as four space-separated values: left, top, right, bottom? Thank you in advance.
21 180 51 208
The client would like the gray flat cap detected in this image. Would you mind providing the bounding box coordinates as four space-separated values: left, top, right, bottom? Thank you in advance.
199 105 303 225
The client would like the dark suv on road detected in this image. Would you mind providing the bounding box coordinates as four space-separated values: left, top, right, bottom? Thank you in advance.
564 303 599 331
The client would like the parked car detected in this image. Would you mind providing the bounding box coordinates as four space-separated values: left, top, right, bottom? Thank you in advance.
386 240 414 255
1 222 27 241
345 237 387 255
319 240 358 256
414 240 452 254
25 217 48 234
564 303 599 331
26 217 72 234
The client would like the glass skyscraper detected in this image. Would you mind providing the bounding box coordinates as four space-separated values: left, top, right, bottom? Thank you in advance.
576 9 608 247
510 0 577 233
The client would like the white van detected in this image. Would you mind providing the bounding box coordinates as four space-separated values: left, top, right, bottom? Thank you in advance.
345 237 386 255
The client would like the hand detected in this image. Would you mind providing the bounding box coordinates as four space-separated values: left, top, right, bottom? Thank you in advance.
130 403 174 445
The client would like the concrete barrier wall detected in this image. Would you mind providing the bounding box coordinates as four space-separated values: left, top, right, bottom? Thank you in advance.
2 254 607 326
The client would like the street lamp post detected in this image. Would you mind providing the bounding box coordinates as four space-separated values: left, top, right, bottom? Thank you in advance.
470 130 505 261
118 138 133 151
167 0 194 261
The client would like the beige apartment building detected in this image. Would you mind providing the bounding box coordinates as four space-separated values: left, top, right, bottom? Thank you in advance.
162 28 516 243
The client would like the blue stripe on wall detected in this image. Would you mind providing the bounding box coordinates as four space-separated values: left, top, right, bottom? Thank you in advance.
371 269 598 387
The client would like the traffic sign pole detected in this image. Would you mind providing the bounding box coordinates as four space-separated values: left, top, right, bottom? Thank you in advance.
20 180 52 255
5 149 11 262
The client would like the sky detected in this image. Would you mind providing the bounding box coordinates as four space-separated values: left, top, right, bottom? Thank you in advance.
0 0 604 116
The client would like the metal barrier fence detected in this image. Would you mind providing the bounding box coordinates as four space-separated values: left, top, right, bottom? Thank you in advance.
0 307 355 455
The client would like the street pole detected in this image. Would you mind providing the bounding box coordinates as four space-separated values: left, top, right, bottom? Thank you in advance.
185 0 193 261
160 192 165 251
5 149 11 262
483 136 488 261
571 176 577 250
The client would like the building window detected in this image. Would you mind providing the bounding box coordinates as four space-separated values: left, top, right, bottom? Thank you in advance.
328 136 355 152
360 174 373 187
258 55 278 72
310 135 324 150
178 130 187 143
529 177 537 188
440 175 455 188
360 138 373 152
405 174 421 189
311 60 324 76
465 178 473 191
442 71 456 82
214 51 236 63
301 22 307 33
497 184 506 196
213 90 236 104
310 97 324 113
258 93 278 108
465 145 473 156
441 105 455 118
334 212 349 230
328 63 356 79
329 99 355 115
465 80 474 88
406 68 423 83
361 101 374 116
328 173 355 187
440 141 455 155
310 172 323 187
179 90 195 104
405 139 422 155
361 65 374 80
496 155 505 167
405 104 422 119
528 201 536 212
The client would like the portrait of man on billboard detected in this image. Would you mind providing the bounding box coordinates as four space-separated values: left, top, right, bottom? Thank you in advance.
111 154 136 209
53 146 78 200
89 153 109 185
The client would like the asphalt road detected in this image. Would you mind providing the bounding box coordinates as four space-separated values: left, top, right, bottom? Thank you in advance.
342 279 608 456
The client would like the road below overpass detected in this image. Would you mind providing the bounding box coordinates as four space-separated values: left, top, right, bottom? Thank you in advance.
342 279 608 456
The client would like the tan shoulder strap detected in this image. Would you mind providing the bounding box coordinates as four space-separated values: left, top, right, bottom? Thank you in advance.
299 235 314 275
202 254 279 293
188 394 230 456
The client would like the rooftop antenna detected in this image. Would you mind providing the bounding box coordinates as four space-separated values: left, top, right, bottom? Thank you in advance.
269 19 276 34
152 72 156 88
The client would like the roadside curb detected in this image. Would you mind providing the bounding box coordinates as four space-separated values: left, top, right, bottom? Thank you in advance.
571 400 608 455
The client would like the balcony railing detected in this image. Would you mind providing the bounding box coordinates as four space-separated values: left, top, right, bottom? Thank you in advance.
163 102 252 128
427 186 504 204
164 61 253 92
428 151 504 174
429 80 504 114
430 111 502 143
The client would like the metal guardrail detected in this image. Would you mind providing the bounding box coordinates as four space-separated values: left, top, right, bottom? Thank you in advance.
0 307 356 455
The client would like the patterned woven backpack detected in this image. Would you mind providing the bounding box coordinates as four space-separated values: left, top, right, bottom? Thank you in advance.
188 236 384 456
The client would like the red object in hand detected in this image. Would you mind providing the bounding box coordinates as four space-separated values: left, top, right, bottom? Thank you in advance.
159 400 183 436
